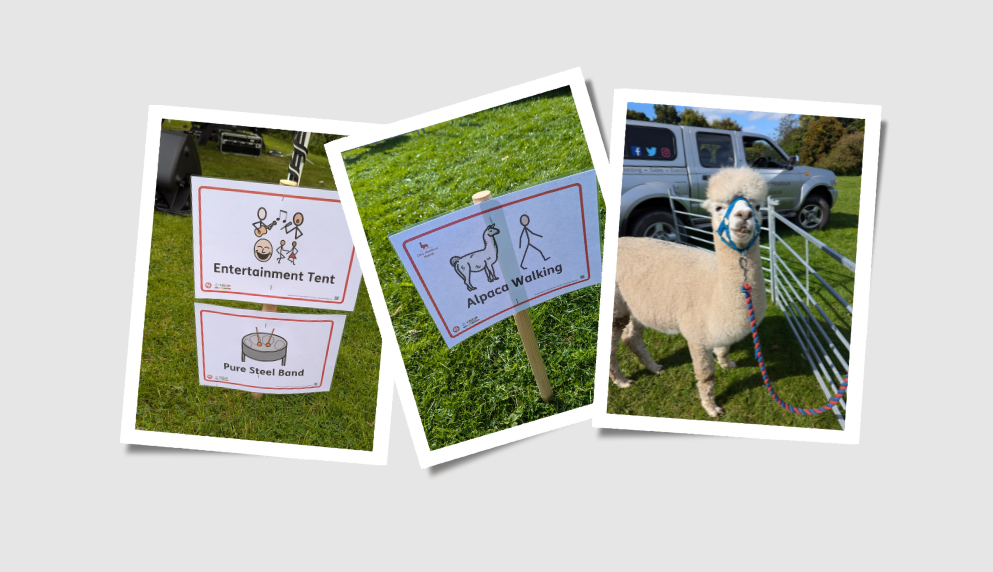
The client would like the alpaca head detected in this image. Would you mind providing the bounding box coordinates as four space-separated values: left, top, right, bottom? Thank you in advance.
484 224 500 238
702 167 767 250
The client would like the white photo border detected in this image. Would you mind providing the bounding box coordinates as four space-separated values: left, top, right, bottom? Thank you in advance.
593 88 881 445
120 105 393 464
325 68 614 467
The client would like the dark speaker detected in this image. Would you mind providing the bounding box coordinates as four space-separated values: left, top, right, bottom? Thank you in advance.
156 130 202 215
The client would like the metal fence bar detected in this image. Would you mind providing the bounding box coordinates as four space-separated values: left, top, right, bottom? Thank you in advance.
775 259 851 390
773 212 857 273
774 251 854 360
666 191 684 244
774 265 848 404
775 275 848 414
775 280 847 426
769 199 778 306
775 235 854 313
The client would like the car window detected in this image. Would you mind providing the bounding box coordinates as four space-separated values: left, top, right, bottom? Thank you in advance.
696 132 734 168
624 125 678 161
743 136 789 168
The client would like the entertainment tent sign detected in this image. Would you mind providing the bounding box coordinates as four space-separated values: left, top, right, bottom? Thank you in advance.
389 170 601 347
191 176 362 311
194 303 346 394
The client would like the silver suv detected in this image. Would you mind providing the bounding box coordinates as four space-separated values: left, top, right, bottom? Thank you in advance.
620 120 838 240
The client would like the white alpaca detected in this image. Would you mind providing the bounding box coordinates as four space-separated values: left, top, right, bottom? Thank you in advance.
610 167 768 417
450 224 501 291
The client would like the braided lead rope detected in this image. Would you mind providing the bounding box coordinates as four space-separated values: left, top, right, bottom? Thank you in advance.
741 282 849 415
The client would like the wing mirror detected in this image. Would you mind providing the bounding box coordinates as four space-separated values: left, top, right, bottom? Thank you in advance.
787 154 800 170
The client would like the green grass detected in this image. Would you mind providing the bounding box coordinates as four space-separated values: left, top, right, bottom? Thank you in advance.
343 88 604 450
606 176 862 430
135 122 380 450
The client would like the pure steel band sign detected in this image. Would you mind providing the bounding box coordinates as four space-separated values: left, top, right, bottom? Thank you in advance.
191 177 361 310
390 170 601 347
194 303 345 394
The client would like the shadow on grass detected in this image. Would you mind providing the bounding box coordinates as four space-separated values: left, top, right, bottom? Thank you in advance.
342 133 414 164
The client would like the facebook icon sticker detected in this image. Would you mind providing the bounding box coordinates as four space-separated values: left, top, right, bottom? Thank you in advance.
631 146 642 157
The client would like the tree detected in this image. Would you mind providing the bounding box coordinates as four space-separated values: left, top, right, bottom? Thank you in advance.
710 117 742 131
843 117 866 134
815 131 864 176
679 107 710 127
652 104 681 125
626 109 650 121
801 117 845 165
775 115 803 158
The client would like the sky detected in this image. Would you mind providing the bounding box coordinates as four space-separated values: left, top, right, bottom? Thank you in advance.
627 103 789 138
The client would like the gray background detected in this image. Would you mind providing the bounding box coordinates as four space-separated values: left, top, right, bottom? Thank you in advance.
4 2 985 569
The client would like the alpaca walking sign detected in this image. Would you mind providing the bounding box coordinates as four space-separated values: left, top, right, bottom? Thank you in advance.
389 170 601 348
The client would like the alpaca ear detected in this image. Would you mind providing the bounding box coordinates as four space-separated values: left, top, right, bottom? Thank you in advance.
702 199 715 213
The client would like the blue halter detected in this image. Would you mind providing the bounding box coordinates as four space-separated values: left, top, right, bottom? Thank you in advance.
716 196 760 254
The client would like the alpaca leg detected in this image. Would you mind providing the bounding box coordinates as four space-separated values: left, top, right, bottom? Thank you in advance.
714 346 737 370
609 289 635 387
689 342 723 417
622 318 663 374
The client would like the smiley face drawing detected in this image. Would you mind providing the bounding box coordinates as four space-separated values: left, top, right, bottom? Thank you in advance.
254 238 273 262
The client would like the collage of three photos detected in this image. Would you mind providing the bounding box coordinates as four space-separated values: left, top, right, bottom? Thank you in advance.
120 68 879 467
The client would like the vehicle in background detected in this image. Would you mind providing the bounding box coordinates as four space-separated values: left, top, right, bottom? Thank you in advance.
620 119 838 241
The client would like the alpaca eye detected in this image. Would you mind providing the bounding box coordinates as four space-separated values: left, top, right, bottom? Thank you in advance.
716 206 723 212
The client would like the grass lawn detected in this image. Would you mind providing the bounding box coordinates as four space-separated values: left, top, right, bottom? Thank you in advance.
342 88 604 450
135 122 380 450
606 176 861 430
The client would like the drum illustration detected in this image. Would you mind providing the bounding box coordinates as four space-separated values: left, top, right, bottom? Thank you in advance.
241 332 288 366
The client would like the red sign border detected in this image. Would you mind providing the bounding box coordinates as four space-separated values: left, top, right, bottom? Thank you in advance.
401 182 591 340
196 185 357 306
199 308 336 391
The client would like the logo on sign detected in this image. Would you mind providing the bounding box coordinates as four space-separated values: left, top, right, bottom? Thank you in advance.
205 282 212 289
647 147 657 156
631 146 642 157
661 148 672 158
207 374 213 379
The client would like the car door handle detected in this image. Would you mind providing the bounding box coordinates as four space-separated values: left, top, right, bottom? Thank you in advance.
702 175 710 181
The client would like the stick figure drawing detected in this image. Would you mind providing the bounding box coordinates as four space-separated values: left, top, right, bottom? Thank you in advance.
518 214 549 270
450 224 500 291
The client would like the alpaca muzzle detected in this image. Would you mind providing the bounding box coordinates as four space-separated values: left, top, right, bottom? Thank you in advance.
717 196 760 253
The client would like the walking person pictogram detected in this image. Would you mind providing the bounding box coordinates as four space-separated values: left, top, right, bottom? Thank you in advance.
518 214 549 270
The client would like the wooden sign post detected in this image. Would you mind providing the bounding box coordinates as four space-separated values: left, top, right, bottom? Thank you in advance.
252 177 299 400
472 190 553 402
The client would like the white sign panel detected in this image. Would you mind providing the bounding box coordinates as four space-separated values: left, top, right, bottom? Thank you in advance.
389 170 601 347
194 303 346 394
191 177 362 311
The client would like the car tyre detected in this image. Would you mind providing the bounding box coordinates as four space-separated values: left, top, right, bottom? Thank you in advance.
629 209 681 242
797 194 830 231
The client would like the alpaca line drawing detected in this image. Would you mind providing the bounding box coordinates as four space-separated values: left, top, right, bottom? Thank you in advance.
450 224 500 292
518 214 550 270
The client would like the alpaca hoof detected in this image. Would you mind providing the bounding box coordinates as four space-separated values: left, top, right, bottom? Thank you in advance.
611 377 634 389
647 363 664 374
704 404 724 418
719 360 737 370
